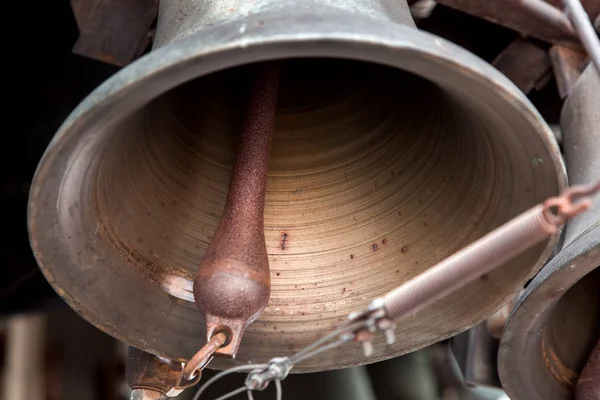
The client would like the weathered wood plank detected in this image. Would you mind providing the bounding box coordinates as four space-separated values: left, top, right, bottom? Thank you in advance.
71 0 158 66
492 39 552 93
549 45 590 98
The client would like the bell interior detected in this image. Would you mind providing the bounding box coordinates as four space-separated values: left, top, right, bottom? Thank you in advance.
540 267 600 387
54 57 558 366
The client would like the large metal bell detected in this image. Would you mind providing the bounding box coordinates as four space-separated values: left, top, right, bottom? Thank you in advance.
28 0 564 371
498 65 600 400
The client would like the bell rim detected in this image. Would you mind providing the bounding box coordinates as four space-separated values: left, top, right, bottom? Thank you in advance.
498 224 600 400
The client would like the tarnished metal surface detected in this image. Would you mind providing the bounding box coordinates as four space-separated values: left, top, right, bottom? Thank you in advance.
126 347 185 397
71 0 158 66
550 45 590 99
451 323 502 389
486 297 518 340
194 63 279 358
28 0 564 372
154 0 415 48
577 339 600 400
130 389 167 400
560 66 600 246
498 231 600 399
498 65 600 400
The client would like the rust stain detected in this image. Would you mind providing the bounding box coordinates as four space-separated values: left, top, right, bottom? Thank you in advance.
541 332 579 388
281 232 289 250
100 216 174 279
382 238 387 245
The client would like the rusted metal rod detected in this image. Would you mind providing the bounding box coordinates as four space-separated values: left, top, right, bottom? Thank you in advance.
182 332 228 380
193 62 281 358
519 0 577 36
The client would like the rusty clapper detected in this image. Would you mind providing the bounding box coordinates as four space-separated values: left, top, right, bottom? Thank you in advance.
193 63 281 358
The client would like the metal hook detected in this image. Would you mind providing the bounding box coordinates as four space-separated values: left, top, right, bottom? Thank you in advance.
543 182 600 225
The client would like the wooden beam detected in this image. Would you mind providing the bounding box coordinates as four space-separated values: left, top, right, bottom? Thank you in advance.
71 0 158 67
436 0 600 45
492 39 553 93
549 45 590 98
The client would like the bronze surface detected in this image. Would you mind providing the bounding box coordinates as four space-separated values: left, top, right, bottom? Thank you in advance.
498 65 599 400
28 0 564 371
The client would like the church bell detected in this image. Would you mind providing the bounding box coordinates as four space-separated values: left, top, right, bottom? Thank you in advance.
28 0 565 372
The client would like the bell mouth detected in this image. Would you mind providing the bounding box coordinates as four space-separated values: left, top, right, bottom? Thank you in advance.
541 268 600 384
498 226 600 399
29 19 564 372
90 59 520 299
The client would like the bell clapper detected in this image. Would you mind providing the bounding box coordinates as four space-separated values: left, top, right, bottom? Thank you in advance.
192 179 600 400
191 62 281 362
